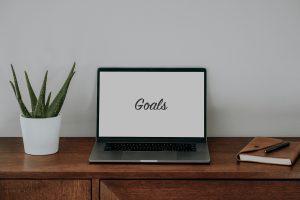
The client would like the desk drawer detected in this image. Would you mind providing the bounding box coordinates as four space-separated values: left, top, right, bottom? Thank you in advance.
0 180 91 200
100 180 300 200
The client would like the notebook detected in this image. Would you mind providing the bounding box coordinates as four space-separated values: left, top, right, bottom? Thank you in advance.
236 137 300 166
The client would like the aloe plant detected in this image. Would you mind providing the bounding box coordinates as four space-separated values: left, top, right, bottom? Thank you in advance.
10 63 76 118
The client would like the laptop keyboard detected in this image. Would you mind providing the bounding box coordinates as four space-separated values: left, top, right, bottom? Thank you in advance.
104 143 197 152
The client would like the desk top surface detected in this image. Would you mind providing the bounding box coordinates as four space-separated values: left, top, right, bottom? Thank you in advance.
0 137 299 179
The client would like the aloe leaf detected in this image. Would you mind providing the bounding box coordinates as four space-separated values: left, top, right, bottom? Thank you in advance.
46 72 75 117
10 65 31 117
24 71 37 112
9 81 16 95
45 92 52 110
46 63 75 117
33 71 48 118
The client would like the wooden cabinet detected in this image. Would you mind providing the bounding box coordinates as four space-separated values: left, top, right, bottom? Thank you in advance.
100 180 300 200
0 138 300 200
0 180 90 200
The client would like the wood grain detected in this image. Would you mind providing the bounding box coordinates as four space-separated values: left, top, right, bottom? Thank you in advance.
0 180 91 200
92 179 100 200
0 137 299 179
100 180 300 200
101 181 120 200
0 138 300 200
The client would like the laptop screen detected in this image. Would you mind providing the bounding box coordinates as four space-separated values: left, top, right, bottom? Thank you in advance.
98 69 205 138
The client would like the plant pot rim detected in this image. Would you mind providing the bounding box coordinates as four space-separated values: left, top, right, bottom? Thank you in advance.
20 114 61 119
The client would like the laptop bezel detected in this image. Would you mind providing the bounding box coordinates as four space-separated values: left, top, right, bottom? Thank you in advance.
96 67 207 143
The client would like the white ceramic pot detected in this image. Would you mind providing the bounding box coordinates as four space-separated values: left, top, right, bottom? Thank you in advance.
20 115 61 155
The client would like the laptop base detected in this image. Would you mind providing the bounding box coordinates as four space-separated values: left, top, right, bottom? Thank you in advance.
89 142 210 163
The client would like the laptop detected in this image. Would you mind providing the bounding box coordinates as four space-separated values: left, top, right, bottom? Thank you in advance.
89 67 210 163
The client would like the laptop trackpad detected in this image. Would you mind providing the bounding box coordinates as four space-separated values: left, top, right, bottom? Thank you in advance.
122 151 177 161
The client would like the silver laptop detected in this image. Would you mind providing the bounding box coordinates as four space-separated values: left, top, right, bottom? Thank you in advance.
89 68 210 163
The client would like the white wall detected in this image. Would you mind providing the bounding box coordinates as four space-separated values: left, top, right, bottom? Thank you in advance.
1 0 300 137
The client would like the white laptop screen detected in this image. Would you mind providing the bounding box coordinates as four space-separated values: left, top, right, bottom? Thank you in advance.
98 70 205 138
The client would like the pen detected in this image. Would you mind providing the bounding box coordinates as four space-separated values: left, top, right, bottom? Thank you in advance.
265 141 290 153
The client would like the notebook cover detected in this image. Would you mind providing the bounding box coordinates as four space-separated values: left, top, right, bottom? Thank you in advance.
236 137 300 165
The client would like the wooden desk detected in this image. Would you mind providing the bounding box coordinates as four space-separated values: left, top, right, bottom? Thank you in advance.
0 138 299 200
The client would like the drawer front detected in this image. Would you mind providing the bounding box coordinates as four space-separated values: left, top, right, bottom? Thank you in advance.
0 180 91 200
100 180 300 200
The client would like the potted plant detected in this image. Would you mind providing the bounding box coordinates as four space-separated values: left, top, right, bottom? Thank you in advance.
9 63 76 155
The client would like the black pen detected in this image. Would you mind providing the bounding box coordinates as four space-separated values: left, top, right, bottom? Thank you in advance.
265 141 290 153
